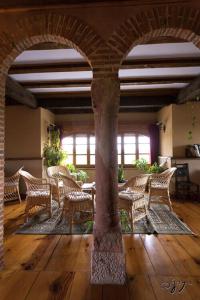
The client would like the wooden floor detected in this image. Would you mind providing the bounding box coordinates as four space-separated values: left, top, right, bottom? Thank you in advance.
1 200 200 300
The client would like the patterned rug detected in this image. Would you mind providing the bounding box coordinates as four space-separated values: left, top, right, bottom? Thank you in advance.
16 201 194 235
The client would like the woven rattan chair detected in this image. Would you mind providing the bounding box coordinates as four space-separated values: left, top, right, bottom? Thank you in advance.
148 167 177 211
19 170 52 222
118 174 149 231
47 166 81 206
4 167 23 203
60 174 94 234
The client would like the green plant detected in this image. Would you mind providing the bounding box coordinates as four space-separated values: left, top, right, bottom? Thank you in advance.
118 165 125 183
84 220 94 233
43 127 67 167
120 210 132 232
148 162 164 174
66 163 88 183
76 170 88 183
135 158 149 173
67 163 77 173
135 159 164 174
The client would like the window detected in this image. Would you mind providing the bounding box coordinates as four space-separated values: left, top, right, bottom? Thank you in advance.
117 133 151 165
62 133 150 167
62 134 95 166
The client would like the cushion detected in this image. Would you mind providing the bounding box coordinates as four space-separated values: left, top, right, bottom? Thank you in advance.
66 191 92 201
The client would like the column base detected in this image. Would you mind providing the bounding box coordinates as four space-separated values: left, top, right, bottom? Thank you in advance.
91 230 126 285
91 250 126 284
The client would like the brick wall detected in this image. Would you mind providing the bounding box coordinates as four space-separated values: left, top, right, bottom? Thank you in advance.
108 5 200 62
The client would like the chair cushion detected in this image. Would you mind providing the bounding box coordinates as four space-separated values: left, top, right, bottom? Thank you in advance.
119 191 144 202
66 191 92 201
28 190 50 197
151 183 168 189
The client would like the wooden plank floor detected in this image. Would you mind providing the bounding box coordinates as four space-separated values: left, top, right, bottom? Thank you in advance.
1 199 200 299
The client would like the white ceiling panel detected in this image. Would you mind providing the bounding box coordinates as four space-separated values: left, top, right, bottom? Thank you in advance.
120 83 188 90
10 71 93 82
13 42 200 65
29 86 91 93
28 82 187 94
119 66 200 78
14 49 86 65
127 42 200 60
10 66 200 83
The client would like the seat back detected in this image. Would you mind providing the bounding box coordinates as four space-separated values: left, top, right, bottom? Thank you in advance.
47 166 70 178
61 174 81 194
5 166 23 184
19 169 37 191
19 169 34 181
126 174 149 193
151 167 176 187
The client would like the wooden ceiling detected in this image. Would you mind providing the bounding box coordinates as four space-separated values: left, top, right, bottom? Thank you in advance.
6 41 200 114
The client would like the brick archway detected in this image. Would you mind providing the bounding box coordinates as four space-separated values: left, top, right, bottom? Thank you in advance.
108 5 200 64
0 12 106 269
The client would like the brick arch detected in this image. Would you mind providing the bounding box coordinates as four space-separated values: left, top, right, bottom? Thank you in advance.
108 5 200 64
0 12 105 74
0 12 107 269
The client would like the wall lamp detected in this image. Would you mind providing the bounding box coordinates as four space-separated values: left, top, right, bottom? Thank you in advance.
156 121 166 132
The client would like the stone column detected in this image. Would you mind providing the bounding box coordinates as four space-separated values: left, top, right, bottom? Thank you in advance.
91 75 126 284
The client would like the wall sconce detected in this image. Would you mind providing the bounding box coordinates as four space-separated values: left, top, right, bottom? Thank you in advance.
156 121 166 132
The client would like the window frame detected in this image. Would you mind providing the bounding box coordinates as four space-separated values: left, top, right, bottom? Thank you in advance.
62 133 151 168
118 133 151 167
62 133 95 168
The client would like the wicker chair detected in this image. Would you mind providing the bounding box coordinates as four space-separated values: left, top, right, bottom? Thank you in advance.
118 174 149 231
4 167 23 203
46 166 81 206
60 174 94 234
148 167 177 211
19 170 52 222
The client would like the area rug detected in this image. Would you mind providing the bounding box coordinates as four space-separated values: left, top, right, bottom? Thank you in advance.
16 201 194 235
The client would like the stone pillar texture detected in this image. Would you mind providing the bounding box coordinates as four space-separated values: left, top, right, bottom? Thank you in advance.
91 76 126 284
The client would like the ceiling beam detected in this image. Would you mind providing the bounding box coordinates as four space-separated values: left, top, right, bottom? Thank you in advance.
122 57 200 69
20 76 193 89
9 57 200 74
6 76 37 108
51 106 161 114
177 75 200 103
9 61 89 74
38 95 176 109
34 88 179 99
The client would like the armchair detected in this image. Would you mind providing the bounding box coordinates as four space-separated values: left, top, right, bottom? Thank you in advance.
19 170 52 222
46 165 81 206
4 167 23 203
60 174 94 234
148 167 177 211
118 174 149 231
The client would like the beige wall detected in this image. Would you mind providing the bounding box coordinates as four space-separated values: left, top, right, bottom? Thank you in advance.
157 105 173 157
5 106 55 181
172 102 200 158
5 106 41 158
158 102 200 185
56 111 157 136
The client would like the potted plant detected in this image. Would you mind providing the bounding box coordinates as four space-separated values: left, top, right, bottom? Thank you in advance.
67 163 88 183
135 158 164 174
118 165 125 183
43 125 67 167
